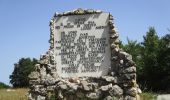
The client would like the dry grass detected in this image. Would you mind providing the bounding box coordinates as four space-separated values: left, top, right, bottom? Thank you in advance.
0 88 158 100
0 88 28 100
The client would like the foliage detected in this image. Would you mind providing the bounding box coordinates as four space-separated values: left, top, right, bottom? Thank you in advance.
9 58 38 88
122 27 170 92
139 27 160 91
0 82 10 89
156 34 170 92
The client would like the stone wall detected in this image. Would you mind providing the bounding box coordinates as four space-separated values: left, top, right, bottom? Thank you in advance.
28 9 141 100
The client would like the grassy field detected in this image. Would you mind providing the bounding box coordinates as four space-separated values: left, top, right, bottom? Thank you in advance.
0 88 157 100
0 88 28 100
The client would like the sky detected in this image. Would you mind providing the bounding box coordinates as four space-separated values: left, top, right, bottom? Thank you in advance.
0 0 170 85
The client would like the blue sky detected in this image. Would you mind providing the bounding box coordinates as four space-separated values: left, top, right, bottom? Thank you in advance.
0 0 170 85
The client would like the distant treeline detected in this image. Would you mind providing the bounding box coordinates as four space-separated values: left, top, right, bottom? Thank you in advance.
0 82 10 89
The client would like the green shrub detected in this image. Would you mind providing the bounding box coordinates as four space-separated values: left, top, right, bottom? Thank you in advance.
0 82 10 89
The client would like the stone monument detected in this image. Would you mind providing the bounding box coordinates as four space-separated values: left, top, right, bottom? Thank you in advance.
28 9 141 100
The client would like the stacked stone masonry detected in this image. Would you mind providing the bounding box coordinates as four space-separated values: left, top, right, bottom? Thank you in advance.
28 8 141 100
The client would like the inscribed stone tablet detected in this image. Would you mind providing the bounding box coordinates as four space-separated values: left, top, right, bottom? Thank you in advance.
54 13 111 77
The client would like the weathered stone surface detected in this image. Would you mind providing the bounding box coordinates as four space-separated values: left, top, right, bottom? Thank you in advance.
124 66 136 73
59 84 68 90
81 81 90 91
124 95 136 100
122 79 136 87
46 86 55 91
110 33 119 39
101 85 110 91
29 71 39 80
29 79 40 85
37 95 46 100
34 85 46 95
125 87 137 97
109 85 123 96
70 84 78 91
119 51 132 61
86 92 100 99
122 73 136 80
101 76 115 82
125 60 136 67
120 66 136 74
43 74 56 85
104 96 114 100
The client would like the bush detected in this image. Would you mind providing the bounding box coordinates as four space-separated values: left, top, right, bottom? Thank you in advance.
0 82 10 89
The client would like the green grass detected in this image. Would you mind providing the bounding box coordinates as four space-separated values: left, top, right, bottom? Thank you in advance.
140 92 157 100
0 88 28 100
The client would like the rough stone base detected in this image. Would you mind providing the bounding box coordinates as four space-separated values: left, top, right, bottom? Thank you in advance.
28 9 141 100
28 76 139 100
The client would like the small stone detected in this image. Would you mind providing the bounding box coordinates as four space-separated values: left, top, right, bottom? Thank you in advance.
37 95 46 100
29 79 40 85
35 64 40 70
69 77 79 83
126 54 132 61
110 72 115 76
96 10 102 13
112 56 118 60
114 39 120 44
54 12 59 17
43 77 56 85
137 88 142 94
124 66 136 73
125 60 135 67
81 80 90 91
104 96 115 100
110 16 114 20
59 84 68 90
118 51 127 58
71 84 78 91
101 85 109 91
120 60 124 64
122 73 136 80
122 79 136 87
106 76 115 82
58 90 63 99
109 85 123 96
86 92 100 99
28 71 39 79
101 84 112 91
47 86 55 91
125 87 137 97
114 48 119 53
111 43 117 48
124 95 136 100
110 29 116 34
86 9 94 13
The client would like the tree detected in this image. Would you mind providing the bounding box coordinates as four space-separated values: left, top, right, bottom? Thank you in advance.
156 34 170 92
140 27 160 91
0 82 10 89
121 27 170 92
9 58 38 88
